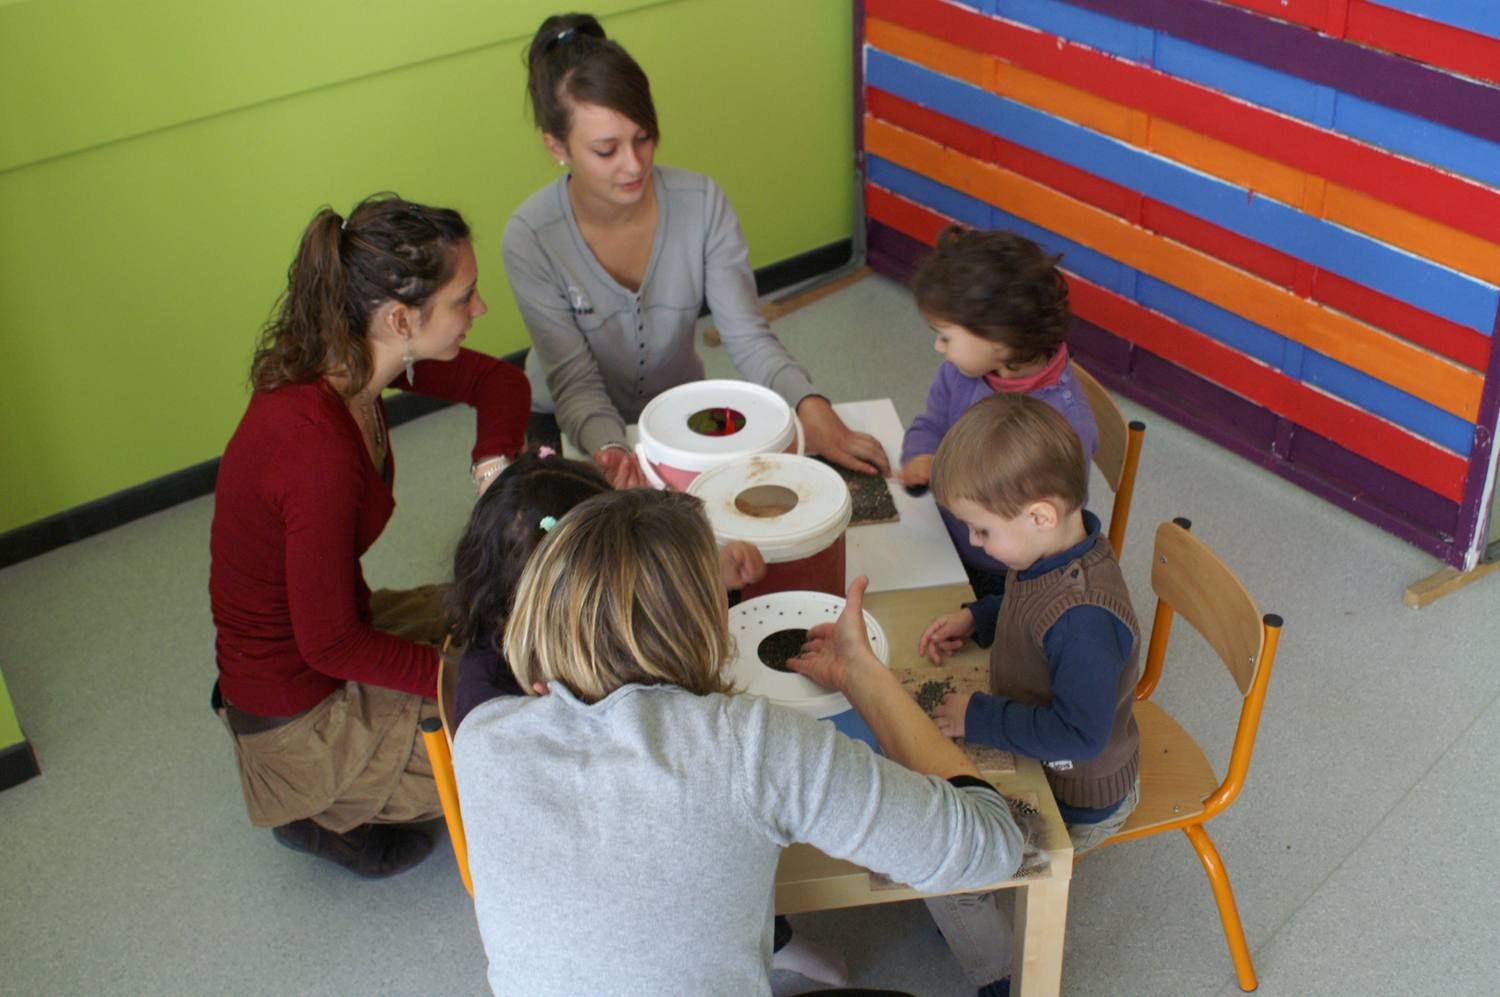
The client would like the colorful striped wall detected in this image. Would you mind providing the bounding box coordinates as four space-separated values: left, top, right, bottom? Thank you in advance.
857 0 1500 569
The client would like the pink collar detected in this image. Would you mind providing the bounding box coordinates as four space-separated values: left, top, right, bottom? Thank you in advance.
985 345 1069 394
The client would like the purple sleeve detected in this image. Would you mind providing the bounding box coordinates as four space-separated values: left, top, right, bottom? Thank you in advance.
452 640 523 733
902 364 956 464
1044 364 1099 463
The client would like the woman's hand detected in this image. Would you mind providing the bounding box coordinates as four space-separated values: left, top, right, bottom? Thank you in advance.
932 692 972 738
918 609 976 665
796 396 892 477
897 454 933 490
593 445 649 490
789 576 880 693
719 541 766 591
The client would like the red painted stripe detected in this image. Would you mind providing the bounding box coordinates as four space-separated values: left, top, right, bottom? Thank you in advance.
866 182 1470 501
868 0 1500 247
866 86 1492 372
1217 0 1500 88
1347 6 1500 88
1212 0 1349 36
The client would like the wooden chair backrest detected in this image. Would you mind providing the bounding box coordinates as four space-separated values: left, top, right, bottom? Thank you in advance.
1149 521 1265 694
1072 361 1127 492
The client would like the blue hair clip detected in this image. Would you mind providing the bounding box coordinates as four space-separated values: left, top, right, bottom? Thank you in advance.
539 515 558 533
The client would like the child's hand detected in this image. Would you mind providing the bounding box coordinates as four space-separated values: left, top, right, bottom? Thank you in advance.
918 609 976 664
719 541 766 590
897 455 934 489
592 446 648 490
933 691 971 738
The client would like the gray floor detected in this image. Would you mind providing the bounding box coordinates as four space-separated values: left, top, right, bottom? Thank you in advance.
4 273 1499 996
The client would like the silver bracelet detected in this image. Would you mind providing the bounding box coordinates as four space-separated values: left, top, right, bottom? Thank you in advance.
471 456 510 493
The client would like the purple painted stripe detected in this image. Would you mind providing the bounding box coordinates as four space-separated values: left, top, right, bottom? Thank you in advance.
867 220 925 280
1451 302 1500 564
1092 346 1460 559
1064 0 1500 146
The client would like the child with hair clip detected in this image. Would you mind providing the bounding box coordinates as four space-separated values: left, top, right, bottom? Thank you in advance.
446 448 764 730
444 451 843 986
452 488 1025 996
898 226 1098 599
917 394 1140 997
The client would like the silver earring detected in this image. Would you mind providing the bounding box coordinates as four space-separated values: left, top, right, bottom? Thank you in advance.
557 159 567 168
403 343 415 385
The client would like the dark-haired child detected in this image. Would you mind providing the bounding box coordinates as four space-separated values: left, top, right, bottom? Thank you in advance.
917 394 1138 997
898 227 1098 599
447 450 768 728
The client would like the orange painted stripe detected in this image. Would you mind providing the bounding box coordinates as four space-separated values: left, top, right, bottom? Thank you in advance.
867 19 984 87
869 17 1500 287
866 115 1484 421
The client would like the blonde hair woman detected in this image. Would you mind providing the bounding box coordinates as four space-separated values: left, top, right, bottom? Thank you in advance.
452 488 1024 995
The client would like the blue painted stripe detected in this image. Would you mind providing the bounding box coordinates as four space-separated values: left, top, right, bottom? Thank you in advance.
962 0 1500 190
1372 1 1500 42
869 167 1476 454
865 49 1500 333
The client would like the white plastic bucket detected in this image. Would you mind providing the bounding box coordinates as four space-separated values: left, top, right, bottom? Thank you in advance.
634 379 803 491
726 590 889 718
687 453 851 599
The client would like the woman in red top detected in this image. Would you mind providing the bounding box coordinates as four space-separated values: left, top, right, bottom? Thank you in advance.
210 194 530 878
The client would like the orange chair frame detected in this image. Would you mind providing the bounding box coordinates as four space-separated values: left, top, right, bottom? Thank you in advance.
1071 362 1146 558
1082 518 1283 992
420 640 473 895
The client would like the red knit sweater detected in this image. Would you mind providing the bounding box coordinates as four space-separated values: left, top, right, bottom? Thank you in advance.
209 349 530 716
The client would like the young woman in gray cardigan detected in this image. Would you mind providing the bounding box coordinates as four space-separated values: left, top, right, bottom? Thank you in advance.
505 12 891 488
452 489 1024 995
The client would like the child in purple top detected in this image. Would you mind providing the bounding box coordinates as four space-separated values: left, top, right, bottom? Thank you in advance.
898 227 1098 598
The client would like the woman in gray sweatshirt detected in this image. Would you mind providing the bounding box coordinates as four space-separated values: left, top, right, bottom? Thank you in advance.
452 488 1024 995
504 12 892 489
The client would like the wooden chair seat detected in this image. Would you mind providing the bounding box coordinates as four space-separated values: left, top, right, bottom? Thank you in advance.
1119 700 1216 836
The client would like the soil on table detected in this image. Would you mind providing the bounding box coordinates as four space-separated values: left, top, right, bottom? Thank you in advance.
813 457 900 525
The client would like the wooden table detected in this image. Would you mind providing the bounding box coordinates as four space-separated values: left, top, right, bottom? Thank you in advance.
773 583 1075 997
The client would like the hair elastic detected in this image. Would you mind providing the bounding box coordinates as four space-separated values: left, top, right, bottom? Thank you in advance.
537 446 556 459
539 515 558 532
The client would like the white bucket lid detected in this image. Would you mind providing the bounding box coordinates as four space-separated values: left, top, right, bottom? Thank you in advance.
687 453 852 563
726 590 890 719
637 379 796 473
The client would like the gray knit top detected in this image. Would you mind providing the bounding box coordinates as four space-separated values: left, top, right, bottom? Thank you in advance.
502 166 817 456
453 682 1024 995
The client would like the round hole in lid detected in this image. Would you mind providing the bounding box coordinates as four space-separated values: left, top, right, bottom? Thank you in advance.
757 629 809 673
687 406 746 437
734 484 799 519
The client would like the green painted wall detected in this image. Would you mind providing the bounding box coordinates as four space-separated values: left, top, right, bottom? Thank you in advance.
0 0 855 534
0 668 21 751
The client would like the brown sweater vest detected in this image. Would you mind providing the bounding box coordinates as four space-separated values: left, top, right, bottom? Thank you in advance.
991 538 1141 810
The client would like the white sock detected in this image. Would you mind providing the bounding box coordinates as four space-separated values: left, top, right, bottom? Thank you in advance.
771 935 849 986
